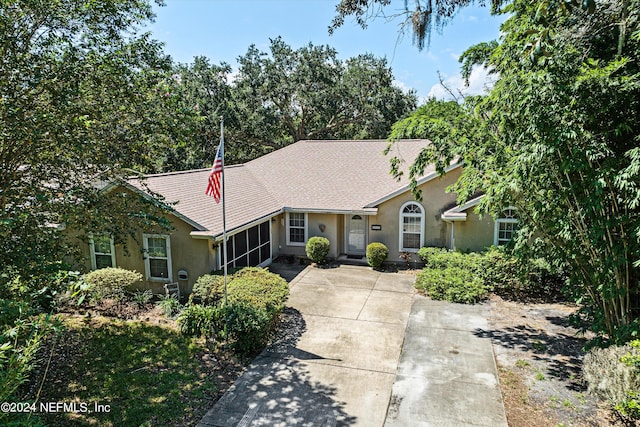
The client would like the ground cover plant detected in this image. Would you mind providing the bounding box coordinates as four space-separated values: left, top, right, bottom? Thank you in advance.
18 314 244 427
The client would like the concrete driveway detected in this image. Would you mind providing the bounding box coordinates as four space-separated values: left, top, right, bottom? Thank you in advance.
196 264 507 426
197 264 415 426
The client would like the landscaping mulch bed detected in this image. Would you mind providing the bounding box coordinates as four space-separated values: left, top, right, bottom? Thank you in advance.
486 295 630 427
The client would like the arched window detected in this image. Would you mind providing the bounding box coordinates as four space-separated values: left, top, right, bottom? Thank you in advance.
399 201 425 252
494 208 518 246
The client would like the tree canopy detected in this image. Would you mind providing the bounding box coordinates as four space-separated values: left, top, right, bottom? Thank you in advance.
0 0 181 290
159 37 417 171
387 0 640 342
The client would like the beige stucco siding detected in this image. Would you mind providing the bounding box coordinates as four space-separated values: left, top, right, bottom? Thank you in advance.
452 210 495 252
275 212 341 259
370 168 462 261
77 215 211 295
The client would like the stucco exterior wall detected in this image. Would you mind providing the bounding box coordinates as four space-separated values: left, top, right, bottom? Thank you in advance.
452 210 495 252
369 168 462 262
76 215 211 295
275 212 341 259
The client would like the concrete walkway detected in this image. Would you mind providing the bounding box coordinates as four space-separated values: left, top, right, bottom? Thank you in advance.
384 298 508 426
196 264 507 426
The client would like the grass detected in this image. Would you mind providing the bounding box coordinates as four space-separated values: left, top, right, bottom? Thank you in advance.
35 315 220 427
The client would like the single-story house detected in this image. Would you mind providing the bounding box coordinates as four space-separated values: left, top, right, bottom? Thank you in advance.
78 139 517 294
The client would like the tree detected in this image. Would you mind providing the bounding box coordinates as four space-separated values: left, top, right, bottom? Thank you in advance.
388 0 640 343
0 0 179 289
330 0 614 56
234 37 417 146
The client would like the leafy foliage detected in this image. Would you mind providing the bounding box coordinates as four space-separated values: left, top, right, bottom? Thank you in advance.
388 0 640 342
157 294 182 318
180 268 289 356
190 274 226 306
234 37 417 144
306 237 331 264
0 0 178 302
583 340 640 421
83 268 143 302
366 242 389 269
416 266 488 304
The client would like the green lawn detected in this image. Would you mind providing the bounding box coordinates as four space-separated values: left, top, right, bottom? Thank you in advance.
34 315 223 427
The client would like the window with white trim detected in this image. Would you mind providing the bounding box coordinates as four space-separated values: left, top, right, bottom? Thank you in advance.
494 208 518 246
399 202 425 252
143 234 172 281
286 212 307 246
90 234 115 270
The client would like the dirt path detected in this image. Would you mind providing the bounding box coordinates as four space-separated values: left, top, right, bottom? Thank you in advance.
486 295 626 426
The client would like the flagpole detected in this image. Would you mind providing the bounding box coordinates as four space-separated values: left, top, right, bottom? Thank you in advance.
220 117 228 306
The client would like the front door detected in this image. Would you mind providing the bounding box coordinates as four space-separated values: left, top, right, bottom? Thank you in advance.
347 215 366 255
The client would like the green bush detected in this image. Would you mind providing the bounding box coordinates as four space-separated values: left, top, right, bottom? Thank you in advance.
366 242 389 269
480 246 566 302
227 267 289 315
84 267 142 302
223 302 273 355
416 267 488 304
190 274 226 305
157 294 182 317
418 247 482 272
583 340 640 421
305 236 330 264
178 304 224 337
181 268 289 356
132 289 153 308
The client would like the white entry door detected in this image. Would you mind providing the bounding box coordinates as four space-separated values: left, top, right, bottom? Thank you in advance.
347 215 366 254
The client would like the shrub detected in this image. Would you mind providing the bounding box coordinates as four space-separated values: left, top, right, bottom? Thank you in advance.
157 294 182 317
583 340 640 422
181 268 289 356
191 274 226 305
178 304 224 337
366 242 389 269
132 289 153 308
418 247 482 272
84 268 142 302
305 236 330 264
416 267 488 304
223 302 273 356
480 246 567 302
227 268 289 315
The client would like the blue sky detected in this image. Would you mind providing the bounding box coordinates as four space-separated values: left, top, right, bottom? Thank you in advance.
147 0 504 101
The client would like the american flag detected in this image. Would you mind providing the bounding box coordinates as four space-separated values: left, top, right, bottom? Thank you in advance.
205 142 223 203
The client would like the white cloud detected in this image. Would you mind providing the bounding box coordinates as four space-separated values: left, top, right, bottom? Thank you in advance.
392 79 412 93
426 66 497 101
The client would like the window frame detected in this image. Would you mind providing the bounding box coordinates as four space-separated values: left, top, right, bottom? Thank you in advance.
142 233 173 282
89 234 116 270
286 212 308 246
494 207 519 246
399 201 425 252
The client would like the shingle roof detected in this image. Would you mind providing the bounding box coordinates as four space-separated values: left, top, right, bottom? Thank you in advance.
127 139 435 237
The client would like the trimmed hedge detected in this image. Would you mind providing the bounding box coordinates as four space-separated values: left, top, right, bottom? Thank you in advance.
83 267 142 301
305 236 330 264
181 267 289 356
190 274 225 305
416 246 566 304
416 267 488 304
366 242 389 269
